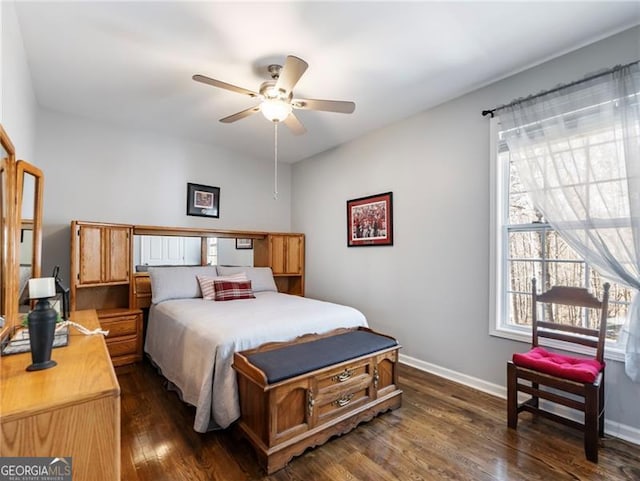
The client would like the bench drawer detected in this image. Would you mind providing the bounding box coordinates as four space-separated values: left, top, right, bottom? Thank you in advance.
317 358 371 392
317 387 371 421
316 363 373 421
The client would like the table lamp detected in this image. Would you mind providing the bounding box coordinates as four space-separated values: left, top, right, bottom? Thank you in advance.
26 277 58 371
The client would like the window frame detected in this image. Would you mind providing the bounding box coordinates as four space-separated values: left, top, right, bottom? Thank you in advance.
488 116 625 362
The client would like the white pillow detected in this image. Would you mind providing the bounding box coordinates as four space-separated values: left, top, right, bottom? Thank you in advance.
216 266 278 293
148 265 218 304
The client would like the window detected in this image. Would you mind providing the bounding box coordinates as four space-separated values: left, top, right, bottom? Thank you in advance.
206 237 218 266
490 117 631 354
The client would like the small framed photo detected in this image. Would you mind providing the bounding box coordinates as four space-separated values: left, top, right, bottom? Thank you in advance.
347 191 393 247
235 238 254 250
187 183 220 218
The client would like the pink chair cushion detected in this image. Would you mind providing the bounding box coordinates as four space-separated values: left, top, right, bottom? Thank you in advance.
512 347 604 383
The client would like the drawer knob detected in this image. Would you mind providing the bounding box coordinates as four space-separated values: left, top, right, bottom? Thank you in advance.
332 368 354 383
332 393 355 408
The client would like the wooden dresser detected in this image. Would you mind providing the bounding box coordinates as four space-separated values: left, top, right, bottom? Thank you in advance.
0 309 121 481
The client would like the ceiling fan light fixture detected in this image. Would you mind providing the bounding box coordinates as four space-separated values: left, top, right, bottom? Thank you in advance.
194 55 355 200
261 98 292 122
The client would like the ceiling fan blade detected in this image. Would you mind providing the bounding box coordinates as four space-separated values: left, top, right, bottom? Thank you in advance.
219 105 261 123
283 113 307 136
193 74 259 98
293 98 355 114
275 56 309 94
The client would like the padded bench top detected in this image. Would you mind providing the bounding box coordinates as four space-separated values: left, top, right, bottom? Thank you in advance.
246 330 398 384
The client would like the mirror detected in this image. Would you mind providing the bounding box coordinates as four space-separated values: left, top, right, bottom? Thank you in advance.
0 141 7 337
133 235 202 271
215 238 253 267
15 161 43 317
132 235 253 271
0 125 16 343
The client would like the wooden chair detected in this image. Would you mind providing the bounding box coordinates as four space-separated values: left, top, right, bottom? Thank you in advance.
507 278 610 462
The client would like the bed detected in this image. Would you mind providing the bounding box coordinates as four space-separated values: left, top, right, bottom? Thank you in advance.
143 265 367 432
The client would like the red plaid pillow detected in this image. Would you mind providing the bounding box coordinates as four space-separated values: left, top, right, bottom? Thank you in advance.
213 280 255 301
198 273 248 300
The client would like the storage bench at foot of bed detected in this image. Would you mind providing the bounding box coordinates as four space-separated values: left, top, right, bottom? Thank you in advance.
232 327 402 474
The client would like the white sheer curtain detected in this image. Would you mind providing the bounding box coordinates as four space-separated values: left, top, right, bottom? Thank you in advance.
499 63 640 381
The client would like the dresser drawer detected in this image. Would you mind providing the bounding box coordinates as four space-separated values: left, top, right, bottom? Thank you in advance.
98 309 142 366
100 315 138 339
106 336 138 358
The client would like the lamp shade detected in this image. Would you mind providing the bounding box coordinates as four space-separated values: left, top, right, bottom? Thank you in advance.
28 277 56 299
261 99 292 122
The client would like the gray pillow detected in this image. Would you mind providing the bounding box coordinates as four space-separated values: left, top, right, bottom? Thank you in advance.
148 265 219 304
216 266 278 293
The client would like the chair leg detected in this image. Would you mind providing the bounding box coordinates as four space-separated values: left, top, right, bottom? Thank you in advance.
585 384 599 463
598 372 605 438
507 362 518 429
531 382 539 410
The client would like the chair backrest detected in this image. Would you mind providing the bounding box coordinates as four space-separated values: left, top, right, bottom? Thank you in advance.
531 278 610 363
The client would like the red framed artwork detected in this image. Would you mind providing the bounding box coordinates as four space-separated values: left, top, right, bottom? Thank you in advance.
347 192 393 247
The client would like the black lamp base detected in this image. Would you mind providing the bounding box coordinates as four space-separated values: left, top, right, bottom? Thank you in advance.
26 297 58 373
26 359 57 371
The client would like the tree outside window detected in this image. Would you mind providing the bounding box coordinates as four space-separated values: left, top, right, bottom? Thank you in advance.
499 136 631 344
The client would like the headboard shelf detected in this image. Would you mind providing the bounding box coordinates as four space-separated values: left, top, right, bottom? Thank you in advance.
133 224 272 239
71 221 306 354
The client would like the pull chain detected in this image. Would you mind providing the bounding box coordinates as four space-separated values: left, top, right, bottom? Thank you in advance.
273 121 279 200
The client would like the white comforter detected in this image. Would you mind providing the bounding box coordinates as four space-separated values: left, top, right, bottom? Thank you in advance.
144 292 367 432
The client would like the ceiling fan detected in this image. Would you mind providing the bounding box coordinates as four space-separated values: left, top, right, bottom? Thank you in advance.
193 55 355 135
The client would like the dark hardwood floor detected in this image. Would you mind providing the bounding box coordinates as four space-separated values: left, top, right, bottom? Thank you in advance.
118 360 640 480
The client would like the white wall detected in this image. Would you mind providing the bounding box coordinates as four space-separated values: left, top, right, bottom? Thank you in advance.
1 0 37 160
292 26 640 433
36 109 291 283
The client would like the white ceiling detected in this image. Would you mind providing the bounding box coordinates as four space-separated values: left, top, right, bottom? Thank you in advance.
14 1 640 163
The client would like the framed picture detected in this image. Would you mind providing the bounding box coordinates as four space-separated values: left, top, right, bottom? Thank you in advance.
187 183 220 218
347 191 393 247
235 238 254 250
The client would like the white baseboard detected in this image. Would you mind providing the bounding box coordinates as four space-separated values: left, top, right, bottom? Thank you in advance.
604 419 640 446
399 353 640 446
400 353 507 398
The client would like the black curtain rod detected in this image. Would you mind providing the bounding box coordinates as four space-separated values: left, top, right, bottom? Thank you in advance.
481 60 639 118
